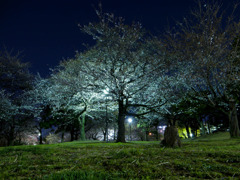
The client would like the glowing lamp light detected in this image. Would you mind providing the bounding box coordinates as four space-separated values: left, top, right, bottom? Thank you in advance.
128 118 133 123
128 118 133 141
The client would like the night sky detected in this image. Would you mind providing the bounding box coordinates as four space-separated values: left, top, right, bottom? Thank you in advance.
0 0 237 77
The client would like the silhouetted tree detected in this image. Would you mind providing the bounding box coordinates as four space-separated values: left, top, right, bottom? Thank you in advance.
0 49 33 145
164 1 240 137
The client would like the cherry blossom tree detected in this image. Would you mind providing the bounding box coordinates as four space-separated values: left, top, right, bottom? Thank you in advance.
75 8 173 142
164 1 240 137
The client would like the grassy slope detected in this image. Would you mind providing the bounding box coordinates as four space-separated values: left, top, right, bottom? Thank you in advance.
0 132 240 179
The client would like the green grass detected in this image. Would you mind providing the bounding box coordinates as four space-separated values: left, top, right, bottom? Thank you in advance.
0 132 240 179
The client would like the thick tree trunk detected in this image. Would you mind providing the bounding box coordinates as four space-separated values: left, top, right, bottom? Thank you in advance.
103 130 106 142
161 126 181 148
78 112 86 141
229 100 240 138
116 99 126 142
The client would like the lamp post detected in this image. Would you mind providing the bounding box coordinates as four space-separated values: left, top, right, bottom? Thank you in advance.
128 118 132 141
103 89 109 142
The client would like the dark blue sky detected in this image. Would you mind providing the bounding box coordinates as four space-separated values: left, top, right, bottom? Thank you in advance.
0 0 237 76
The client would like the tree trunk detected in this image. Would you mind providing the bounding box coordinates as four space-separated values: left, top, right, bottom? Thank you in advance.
70 127 74 141
78 112 86 141
7 124 15 146
191 129 195 138
116 99 126 142
207 120 211 134
39 128 43 144
61 132 64 143
185 125 190 138
8 139 14 146
161 126 181 148
145 130 149 141
113 124 116 140
229 100 240 138
17 135 22 145
8 132 14 146
74 131 79 140
105 104 108 142
199 117 206 135
105 120 108 142
103 130 106 142
155 125 159 140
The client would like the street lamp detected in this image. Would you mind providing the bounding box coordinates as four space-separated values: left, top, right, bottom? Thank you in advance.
128 118 133 141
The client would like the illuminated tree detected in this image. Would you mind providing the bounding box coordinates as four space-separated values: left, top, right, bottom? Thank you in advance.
50 58 111 141
25 77 53 144
76 8 171 142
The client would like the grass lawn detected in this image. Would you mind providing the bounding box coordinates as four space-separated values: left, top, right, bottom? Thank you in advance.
0 132 240 179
